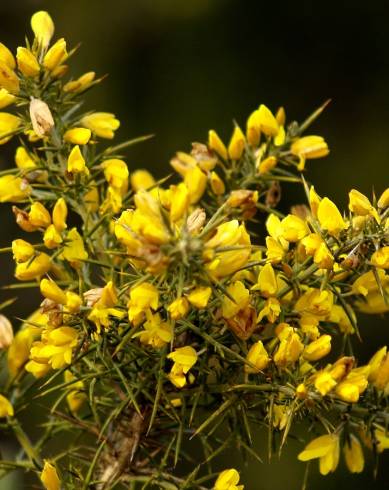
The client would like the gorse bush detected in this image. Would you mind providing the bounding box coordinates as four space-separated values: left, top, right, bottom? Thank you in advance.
0 10 387 490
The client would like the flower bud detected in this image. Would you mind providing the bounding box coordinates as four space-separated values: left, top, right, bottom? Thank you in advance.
0 62 19 94
187 286 212 309
12 238 35 263
0 176 31 203
0 88 15 109
228 125 245 160
303 335 332 362
29 98 55 137
63 71 95 93
377 187 389 208
67 145 88 174
16 47 40 77
130 169 155 191
0 43 15 69
245 340 270 373
0 112 21 143
208 129 228 160
52 197 68 232
0 315 13 349
63 127 91 145
15 252 51 281
81 112 120 139
43 38 67 71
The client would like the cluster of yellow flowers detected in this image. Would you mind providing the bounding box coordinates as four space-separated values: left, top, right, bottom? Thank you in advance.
0 10 387 490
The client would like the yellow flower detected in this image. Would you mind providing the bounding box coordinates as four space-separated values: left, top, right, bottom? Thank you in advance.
258 155 277 175
314 371 337 396
130 169 155 191
43 38 68 71
61 228 88 264
0 43 15 69
0 61 19 94
168 346 197 388
228 125 245 160
255 104 279 136
245 340 270 373
52 197 68 232
265 236 286 263
257 297 281 323
0 112 21 144
246 109 261 146
29 202 51 228
371 247 389 269
40 461 60 490
64 370 86 414
295 288 333 318
377 187 389 208
348 189 379 223
317 197 347 237
16 47 40 77
327 304 355 334
128 282 159 324
184 165 207 204
252 263 278 297
12 239 34 263
303 335 332 361
64 127 91 145
15 252 51 281
15 146 36 170
352 268 388 296
40 278 67 304
335 366 370 403
309 186 321 217
31 11 55 49
67 145 89 174
43 224 63 249
187 286 212 309
344 436 364 473
167 297 190 320
134 311 173 349
221 281 250 319
63 71 96 93
169 182 190 222
368 347 389 392
274 324 304 367
280 214 309 242
301 233 334 269
103 158 129 193
208 129 228 160
81 112 120 139
298 434 339 475
291 135 329 170
214 468 244 490
210 171 226 195
0 394 13 417
0 88 15 109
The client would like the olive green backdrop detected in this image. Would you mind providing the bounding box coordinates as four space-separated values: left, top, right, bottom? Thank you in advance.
0 0 388 488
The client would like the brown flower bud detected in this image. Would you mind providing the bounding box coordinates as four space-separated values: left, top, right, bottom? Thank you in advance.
29 97 55 137
0 315 13 349
265 181 281 208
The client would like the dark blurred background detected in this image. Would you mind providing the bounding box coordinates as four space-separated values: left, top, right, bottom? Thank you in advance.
0 0 388 488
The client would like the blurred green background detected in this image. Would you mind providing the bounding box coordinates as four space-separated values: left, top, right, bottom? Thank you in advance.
0 0 388 488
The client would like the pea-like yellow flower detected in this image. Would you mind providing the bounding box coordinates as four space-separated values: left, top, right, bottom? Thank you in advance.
130 169 155 191
371 247 389 269
274 324 304 367
40 278 67 304
167 297 190 320
64 370 86 414
0 394 13 418
64 127 91 145
257 297 281 323
40 461 60 490
12 239 35 263
377 187 389 208
298 434 339 475
67 145 89 175
43 38 68 71
187 286 212 309
314 371 337 396
245 340 270 373
52 197 68 232
81 112 120 139
208 129 228 160
0 88 15 109
0 112 20 144
15 252 51 281
317 197 347 237
61 228 88 264
0 43 15 69
0 61 19 94
335 366 370 403
103 158 129 194
291 135 329 170
63 71 95 93
133 311 173 349
303 334 332 361
128 282 159 324
349 189 379 223
344 435 364 473
213 468 244 490
295 288 334 318
168 346 198 388
29 202 51 228
258 155 277 175
222 281 250 319
228 125 245 160
31 11 55 49
15 146 36 170
252 263 278 297
210 171 226 195
280 214 309 242
43 224 62 249
184 165 207 204
16 47 40 77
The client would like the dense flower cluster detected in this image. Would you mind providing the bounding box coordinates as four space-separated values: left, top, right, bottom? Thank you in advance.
0 11 387 490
